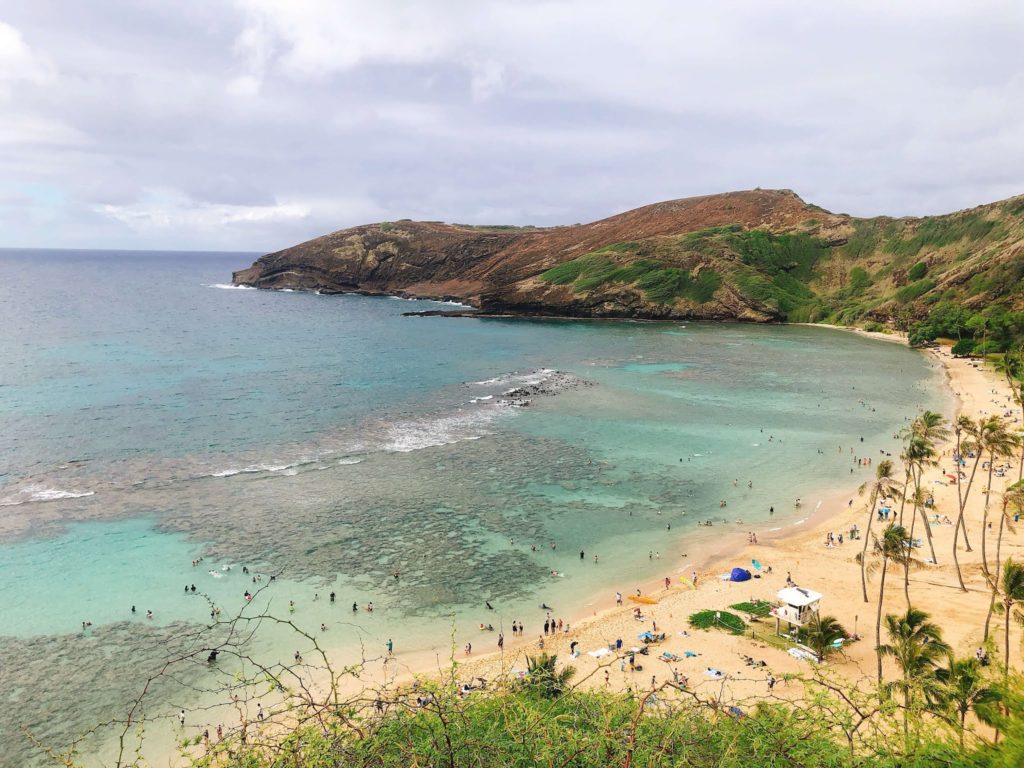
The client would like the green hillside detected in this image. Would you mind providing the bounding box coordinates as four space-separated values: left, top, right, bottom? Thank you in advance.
537 197 1024 352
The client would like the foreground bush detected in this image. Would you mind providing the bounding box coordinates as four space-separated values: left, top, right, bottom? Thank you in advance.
194 678 1024 768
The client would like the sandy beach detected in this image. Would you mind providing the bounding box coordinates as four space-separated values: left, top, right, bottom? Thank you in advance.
364 339 1022 711
165 335 1021 767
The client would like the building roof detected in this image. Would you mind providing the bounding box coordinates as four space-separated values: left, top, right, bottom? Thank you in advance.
777 586 822 607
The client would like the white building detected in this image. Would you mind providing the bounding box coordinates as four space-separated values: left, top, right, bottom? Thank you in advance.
770 586 822 633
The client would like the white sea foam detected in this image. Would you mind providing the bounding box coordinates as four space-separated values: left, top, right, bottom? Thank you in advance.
210 463 293 478
337 458 363 465
0 486 96 505
202 283 257 290
382 410 496 453
472 368 556 388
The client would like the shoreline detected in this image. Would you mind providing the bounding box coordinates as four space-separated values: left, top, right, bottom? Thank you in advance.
350 335 1013 707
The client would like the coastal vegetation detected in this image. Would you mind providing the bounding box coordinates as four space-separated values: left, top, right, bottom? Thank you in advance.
182 679 1024 768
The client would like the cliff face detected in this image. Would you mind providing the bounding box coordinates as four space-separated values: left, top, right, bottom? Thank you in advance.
233 189 1024 330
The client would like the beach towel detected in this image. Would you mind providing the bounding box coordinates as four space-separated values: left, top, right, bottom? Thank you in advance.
684 651 698 658
751 559 762 571
788 647 817 663
704 668 724 679
587 647 611 658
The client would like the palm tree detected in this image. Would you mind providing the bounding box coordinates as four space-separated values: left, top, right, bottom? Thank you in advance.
859 523 922 682
907 412 947 570
984 483 1024 642
976 417 1018 579
801 613 847 662
858 459 901 603
952 415 975 591
992 559 1024 680
934 655 998 747
524 653 576 698
879 607 951 736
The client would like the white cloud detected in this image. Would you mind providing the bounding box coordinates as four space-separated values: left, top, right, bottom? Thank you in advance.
94 195 311 230
0 1 1022 249
0 20 55 94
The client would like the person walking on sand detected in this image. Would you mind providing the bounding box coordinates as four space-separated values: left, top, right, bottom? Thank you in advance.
616 591 622 605
465 642 472 655
386 638 393 655
178 710 186 727
498 633 504 650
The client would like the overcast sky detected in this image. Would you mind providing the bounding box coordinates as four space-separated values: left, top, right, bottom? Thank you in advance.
1 1 1022 252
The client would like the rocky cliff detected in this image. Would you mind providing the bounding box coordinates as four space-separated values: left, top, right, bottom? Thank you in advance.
234 189 1024 345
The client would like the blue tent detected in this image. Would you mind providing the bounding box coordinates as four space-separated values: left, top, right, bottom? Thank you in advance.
729 567 752 582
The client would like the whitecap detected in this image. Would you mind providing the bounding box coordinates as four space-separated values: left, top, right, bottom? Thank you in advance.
1 486 98 505
202 283 256 291
382 410 496 453
337 458 363 465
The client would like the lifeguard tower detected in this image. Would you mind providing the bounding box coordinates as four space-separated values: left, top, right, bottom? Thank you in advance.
770 586 822 636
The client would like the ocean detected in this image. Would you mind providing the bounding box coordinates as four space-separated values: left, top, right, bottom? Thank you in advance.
0 248 948 765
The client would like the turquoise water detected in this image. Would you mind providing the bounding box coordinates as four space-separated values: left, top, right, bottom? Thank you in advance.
0 249 948 765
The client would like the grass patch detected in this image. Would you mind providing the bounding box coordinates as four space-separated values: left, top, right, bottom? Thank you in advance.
726 230 826 281
689 609 746 634
886 213 997 258
895 278 936 302
730 600 773 618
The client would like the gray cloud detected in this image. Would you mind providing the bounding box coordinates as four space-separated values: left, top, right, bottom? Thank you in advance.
0 0 1022 251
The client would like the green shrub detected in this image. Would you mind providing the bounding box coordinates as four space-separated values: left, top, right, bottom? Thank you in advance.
907 261 928 280
951 338 976 356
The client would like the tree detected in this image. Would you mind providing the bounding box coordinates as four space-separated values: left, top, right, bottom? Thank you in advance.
859 523 922 682
907 411 948 570
977 417 1019 579
801 614 848 663
524 653 576 698
879 608 951 737
952 338 976 357
992 560 1024 680
857 459 901 603
934 655 998 747
952 415 976 591
984 483 1024 642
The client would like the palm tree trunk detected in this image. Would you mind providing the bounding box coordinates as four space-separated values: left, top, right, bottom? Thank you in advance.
952 518 967 591
905 507 916 608
981 456 997 578
983 510 1007 642
876 558 889 683
960 453 985 552
897 471 911 527
1005 599 1013 681
860 487 880 603
903 687 910 739
916 472 938 565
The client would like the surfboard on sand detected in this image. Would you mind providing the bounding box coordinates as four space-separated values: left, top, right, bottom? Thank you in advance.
629 596 659 605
